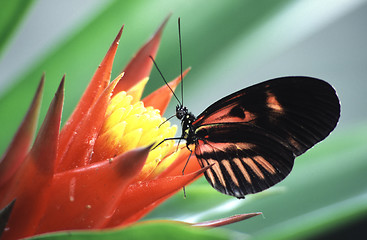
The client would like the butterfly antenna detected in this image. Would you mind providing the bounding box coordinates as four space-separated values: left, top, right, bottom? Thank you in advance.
178 17 184 107
149 55 182 106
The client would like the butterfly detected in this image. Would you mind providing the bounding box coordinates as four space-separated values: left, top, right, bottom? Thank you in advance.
152 19 341 199
174 76 340 199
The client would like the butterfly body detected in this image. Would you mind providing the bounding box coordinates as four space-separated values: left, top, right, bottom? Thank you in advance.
176 106 196 145
176 76 340 199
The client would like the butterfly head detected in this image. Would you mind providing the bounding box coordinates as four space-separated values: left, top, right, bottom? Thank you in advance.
176 105 189 120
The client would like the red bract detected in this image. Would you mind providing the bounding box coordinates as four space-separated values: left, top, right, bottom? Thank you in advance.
0 17 260 240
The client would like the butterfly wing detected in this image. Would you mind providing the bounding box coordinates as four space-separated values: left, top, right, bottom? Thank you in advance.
192 76 340 198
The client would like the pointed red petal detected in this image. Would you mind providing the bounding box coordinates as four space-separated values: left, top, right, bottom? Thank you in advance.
138 212 262 228
143 68 190 114
36 146 150 234
103 166 208 228
113 16 169 94
0 76 44 187
121 162 206 226
1 78 64 240
56 77 120 172
31 77 64 172
58 26 123 159
0 199 15 234
118 196 168 227
192 213 262 228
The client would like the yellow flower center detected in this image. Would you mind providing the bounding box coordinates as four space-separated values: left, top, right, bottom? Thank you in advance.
92 91 179 180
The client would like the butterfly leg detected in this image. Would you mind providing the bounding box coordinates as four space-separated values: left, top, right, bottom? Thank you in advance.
181 145 193 198
182 145 193 175
151 137 184 150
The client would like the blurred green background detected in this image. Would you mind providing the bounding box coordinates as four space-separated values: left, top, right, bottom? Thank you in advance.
1 0 366 239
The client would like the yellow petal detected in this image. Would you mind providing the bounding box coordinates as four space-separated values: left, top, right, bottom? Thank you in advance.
127 77 149 103
93 90 178 179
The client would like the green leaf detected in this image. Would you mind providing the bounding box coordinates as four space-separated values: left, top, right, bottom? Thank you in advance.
257 192 367 240
28 221 230 240
0 0 34 56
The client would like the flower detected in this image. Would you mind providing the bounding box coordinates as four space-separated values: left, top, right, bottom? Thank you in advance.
0 17 259 239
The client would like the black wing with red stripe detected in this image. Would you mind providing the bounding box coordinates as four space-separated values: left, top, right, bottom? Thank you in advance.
190 76 340 198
